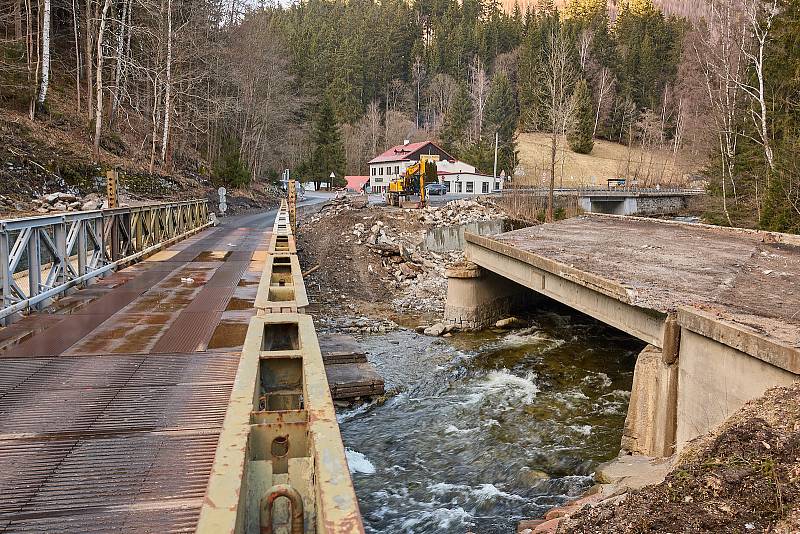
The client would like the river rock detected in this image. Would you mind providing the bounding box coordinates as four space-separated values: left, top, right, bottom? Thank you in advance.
496 317 526 329
423 323 446 336
594 455 673 490
44 192 78 204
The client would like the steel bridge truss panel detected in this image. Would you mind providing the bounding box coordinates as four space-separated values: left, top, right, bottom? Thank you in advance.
0 200 210 322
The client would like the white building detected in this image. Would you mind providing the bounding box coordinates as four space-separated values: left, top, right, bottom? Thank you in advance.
439 171 504 195
367 140 455 193
366 140 504 195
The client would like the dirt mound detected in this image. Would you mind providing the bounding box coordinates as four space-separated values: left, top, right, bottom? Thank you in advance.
562 383 800 533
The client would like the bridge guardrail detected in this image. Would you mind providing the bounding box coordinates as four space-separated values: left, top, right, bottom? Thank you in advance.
197 200 364 534
0 199 209 322
495 187 706 196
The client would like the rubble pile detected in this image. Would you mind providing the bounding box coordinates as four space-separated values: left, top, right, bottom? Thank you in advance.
0 191 134 216
340 197 509 316
417 198 504 226
30 192 116 214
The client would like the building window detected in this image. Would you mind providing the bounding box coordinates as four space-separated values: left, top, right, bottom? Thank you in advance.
371 168 376 176
456 182 463 193
387 166 392 175
379 167 383 176
445 182 451 192
482 182 489 194
395 166 399 175
466 181 474 193
494 181 501 190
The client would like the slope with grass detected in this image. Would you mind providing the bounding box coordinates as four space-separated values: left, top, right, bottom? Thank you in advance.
513 132 702 188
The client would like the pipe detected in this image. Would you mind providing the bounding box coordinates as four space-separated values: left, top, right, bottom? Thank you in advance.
260 484 304 534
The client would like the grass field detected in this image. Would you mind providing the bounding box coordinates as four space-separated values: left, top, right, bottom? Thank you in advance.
513 132 701 188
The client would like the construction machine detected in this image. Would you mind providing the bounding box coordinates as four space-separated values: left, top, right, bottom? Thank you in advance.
386 157 437 208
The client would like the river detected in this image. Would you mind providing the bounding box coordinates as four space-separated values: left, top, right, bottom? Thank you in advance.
337 305 644 533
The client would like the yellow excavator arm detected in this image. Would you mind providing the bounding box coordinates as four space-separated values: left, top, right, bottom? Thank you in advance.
386 159 428 207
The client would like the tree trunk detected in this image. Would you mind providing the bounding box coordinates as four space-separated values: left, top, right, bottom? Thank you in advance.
72 0 81 113
110 0 130 126
160 0 172 165
29 0 41 120
149 78 161 174
36 0 51 110
84 0 94 120
547 131 556 222
14 0 23 40
93 0 113 160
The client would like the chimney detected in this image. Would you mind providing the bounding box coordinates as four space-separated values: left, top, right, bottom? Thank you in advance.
403 139 410 146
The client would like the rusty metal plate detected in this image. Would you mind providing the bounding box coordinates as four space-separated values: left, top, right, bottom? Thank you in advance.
63 312 178 355
0 432 218 533
150 312 223 353
0 382 232 437
0 351 236 394
183 287 237 313
204 261 250 288
0 314 112 358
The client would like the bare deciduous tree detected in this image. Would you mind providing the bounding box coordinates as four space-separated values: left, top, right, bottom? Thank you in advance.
541 25 577 222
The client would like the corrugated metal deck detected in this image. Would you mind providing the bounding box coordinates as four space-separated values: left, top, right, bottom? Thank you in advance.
0 211 273 533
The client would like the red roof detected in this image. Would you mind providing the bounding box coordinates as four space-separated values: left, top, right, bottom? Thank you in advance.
368 141 452 164
344 175 370 191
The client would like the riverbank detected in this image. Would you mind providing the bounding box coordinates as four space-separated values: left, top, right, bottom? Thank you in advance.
528 381 800 533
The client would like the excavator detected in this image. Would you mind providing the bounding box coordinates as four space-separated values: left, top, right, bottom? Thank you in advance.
386 157 437 208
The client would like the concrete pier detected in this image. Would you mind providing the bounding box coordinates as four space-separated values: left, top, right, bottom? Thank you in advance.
453 214 800 455
443 262 531 329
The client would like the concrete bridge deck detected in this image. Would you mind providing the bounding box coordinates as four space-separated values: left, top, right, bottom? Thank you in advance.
0 210 274 532
483 214 799 348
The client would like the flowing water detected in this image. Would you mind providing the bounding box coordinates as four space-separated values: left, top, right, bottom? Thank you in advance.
337 307 644 533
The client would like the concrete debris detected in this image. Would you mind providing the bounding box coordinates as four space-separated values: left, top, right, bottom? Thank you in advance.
417 198 505 226
299 195 512 323
496 316 527 329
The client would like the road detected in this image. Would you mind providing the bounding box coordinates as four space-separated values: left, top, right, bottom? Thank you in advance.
0 208 279 532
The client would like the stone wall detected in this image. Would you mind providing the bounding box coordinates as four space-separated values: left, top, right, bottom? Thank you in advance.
635 196 686 215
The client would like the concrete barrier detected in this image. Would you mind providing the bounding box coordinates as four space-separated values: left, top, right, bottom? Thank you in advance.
197 200 363 533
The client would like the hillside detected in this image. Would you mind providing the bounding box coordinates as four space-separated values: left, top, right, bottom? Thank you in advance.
500 0 708 20
513 132 701 188
0 94 279 217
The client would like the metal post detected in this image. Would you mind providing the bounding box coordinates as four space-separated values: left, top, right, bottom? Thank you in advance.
77 219 87 278
106 169 119 208
28 228 41 310
288 179 297 233
54 220 67 290
0 230 11 317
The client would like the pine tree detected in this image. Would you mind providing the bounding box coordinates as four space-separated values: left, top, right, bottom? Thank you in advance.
214 135 250 188
483 72 518 176
567 78 594 154
441 84 473 154
310 96 346 190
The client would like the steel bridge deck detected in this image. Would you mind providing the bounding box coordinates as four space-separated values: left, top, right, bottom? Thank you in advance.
0 212 273 533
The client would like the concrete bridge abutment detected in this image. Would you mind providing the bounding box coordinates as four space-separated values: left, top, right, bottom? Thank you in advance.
443 262 534 329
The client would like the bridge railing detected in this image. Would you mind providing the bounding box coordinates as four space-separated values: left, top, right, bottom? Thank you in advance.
197 200 363 534
0 199 210 322
496 186 706 196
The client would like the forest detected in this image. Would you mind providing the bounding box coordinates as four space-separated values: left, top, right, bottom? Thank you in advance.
0 0 798 232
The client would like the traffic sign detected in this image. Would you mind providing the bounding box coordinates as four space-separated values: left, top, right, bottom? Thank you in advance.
218 187 227 197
